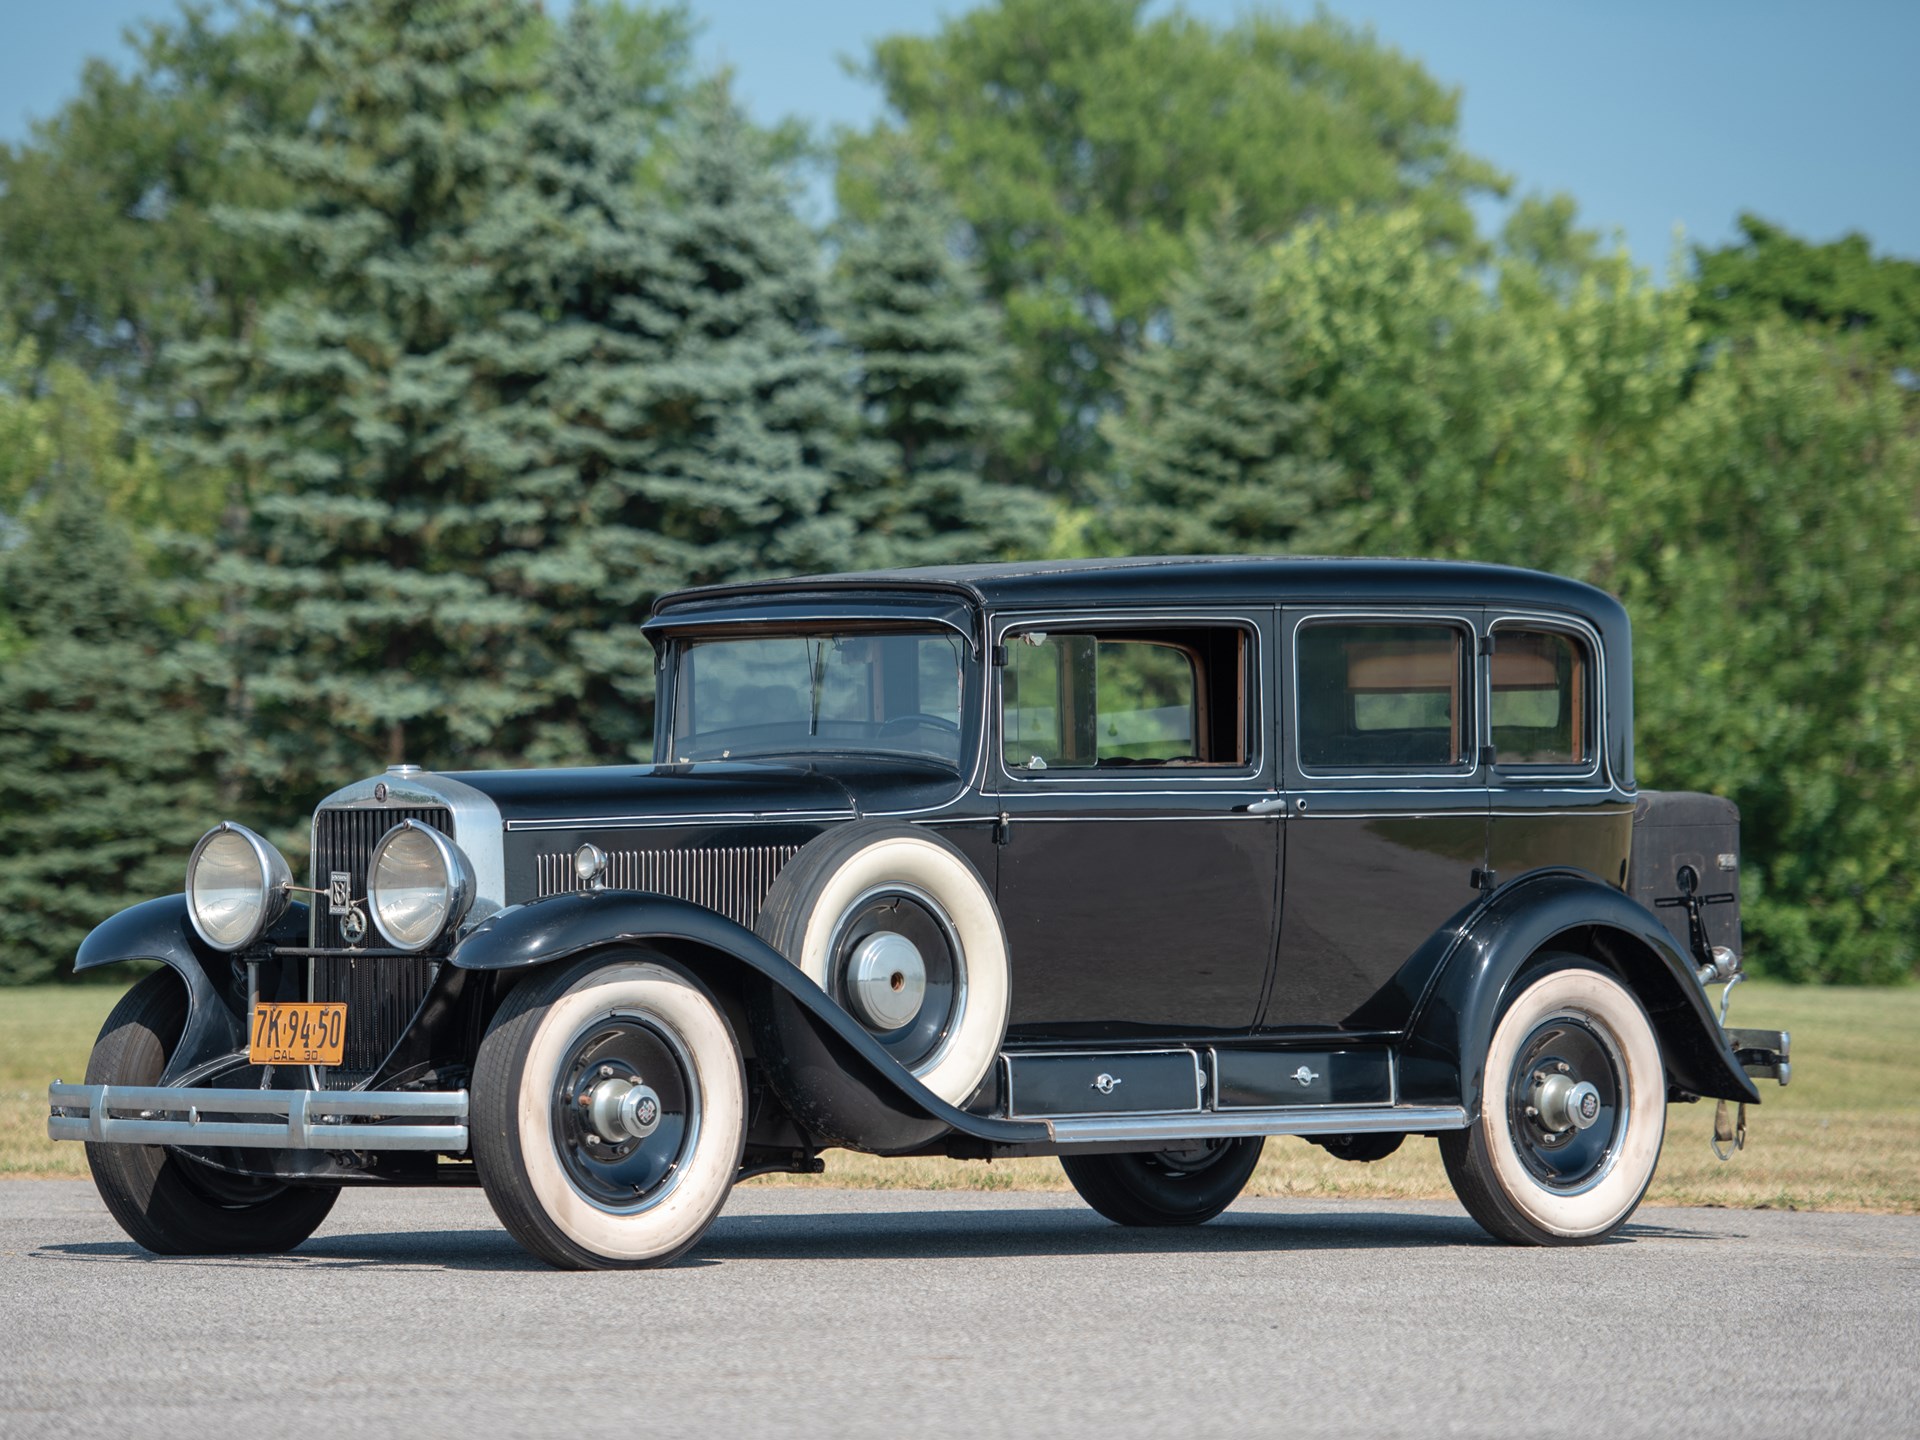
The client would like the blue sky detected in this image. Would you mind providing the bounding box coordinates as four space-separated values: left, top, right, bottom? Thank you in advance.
4 0 1915 272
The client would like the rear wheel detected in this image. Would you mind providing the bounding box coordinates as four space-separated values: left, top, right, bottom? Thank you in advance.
1061 1137 1265 1227
471 953 746 1270
1440 958 1665 1245
83 971 339 1256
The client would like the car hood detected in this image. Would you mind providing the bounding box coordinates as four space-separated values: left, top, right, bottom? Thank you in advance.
436 760 861 827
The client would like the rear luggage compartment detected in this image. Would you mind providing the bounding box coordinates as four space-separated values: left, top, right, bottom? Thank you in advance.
1627 790 1742 959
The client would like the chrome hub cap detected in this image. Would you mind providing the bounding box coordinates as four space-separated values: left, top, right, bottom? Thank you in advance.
846 931 927 1031
1533 1073 1603 1133
586 1076 664 1143
1507 1014 1626 1194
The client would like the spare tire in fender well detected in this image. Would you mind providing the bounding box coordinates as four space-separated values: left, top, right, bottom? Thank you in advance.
750 821 1011 1152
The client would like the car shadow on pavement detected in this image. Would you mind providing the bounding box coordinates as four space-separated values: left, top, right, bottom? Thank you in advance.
32 1206 1724 1272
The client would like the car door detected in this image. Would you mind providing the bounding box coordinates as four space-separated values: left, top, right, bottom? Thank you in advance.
1483 611 1634 888
988 610 1281 1042
1262 607 1491 1031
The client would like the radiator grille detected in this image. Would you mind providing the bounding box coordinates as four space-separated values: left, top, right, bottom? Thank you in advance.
535 844 800 929
309 805 452 1088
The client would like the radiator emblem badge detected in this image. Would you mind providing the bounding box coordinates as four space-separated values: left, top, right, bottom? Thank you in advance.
328 871 353 914
339 908 368 945
374 782 389 802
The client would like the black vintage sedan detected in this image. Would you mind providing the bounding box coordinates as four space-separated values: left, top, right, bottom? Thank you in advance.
50 557 1788 1267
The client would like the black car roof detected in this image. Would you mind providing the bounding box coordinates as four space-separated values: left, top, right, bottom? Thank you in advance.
652 555 1623 624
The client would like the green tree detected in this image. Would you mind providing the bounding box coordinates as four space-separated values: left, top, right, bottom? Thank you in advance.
829 147 1045 568
0 484 219 983
456 2 695 763
0 3 312 391
172 0 544 805
468 63 864 761
843 0 1505 494
1094 225 1340 556
1621 329 1920 983
1694 213 1920 380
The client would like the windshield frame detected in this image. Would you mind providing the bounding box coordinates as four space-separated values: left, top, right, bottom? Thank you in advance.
655 623 984 775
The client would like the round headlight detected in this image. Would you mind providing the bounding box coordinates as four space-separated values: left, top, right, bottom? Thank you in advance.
186 822 293 951
367 821 475 952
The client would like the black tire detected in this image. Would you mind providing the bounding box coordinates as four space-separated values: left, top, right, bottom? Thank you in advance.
83 971 339 1256
1061 1137 1265 1227
754 822 1009 1106
1311 1132 1405 1163
471 951 747 1270
1440 956 1666 1246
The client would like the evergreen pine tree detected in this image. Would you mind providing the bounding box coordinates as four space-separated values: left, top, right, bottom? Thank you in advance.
456 2 684 764
172 0 542 802
547 81 860 756
1096 230 1341 556
829 149 1046 568
0 486 219 982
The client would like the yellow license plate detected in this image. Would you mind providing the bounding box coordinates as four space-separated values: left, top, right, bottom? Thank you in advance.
249 1003 347 1066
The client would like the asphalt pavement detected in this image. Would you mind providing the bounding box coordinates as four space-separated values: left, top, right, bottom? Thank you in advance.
1 1180 1914 1439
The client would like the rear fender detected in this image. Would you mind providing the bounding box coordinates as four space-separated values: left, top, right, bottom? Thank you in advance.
450 891 1046 1154
73 895 307 1084
1399 870 1761 1118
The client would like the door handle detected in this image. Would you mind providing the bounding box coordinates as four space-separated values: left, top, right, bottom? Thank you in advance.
1242 797 1289 816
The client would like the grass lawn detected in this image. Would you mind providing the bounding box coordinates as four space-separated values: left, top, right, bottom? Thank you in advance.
5 979 1913 1212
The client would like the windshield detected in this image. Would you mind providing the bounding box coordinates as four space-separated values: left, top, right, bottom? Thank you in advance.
667 629 971 768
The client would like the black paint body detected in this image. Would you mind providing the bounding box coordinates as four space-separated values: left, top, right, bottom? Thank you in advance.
74 557 1765 1178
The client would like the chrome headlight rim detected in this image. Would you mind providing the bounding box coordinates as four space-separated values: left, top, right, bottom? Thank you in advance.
185 821 293 952
366 820 476 953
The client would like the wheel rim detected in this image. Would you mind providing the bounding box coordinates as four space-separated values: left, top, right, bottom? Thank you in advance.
551 1013 700 1215
1145 1139 1239 1178
826 883 965 1072
1504 1010 1627 1195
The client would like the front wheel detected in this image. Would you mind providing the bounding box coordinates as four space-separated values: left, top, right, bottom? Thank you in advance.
83 971 340 1255
471 953 746 1270
1061 1137 1265 1227
1440 959 1666 1245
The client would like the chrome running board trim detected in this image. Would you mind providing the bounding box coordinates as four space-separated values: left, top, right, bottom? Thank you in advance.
47 1082 469 1152
1045 1103 1468 1144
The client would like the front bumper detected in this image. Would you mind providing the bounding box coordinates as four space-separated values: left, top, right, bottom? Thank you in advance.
48 1082 469 1152
1725 1027 1791 1085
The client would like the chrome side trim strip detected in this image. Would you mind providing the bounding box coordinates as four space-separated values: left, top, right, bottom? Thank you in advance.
1045 1103 1468 1144
48 1082 469 1153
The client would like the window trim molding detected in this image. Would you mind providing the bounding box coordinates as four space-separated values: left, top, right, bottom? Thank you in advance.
1485 612 1607 783
989 610 1267 788
1290 610 1482 782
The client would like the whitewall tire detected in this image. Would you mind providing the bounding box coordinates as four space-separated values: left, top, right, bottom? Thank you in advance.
1441 958 1666 1245
472 953 746 1270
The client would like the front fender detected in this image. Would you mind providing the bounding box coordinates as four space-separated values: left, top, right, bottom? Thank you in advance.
1400 870 1761 1117
74 895 307 1084
450 891 1046 1151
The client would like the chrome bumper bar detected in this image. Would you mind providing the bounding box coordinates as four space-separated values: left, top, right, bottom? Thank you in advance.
47 1082 469 1152
1726 1027 1792 1085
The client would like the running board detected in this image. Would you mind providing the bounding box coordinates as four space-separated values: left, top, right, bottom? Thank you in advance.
1045 1104 1468 1145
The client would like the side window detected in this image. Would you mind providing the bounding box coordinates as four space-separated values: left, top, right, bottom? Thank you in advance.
1491 627 1592 767
1002 626 1250 773
1296 621 1470 771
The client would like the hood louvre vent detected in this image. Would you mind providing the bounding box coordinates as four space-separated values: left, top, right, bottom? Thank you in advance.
535 844 800 930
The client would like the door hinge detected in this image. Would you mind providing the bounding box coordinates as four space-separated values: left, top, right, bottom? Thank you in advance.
994 811 1011 846
991 643 1008 667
